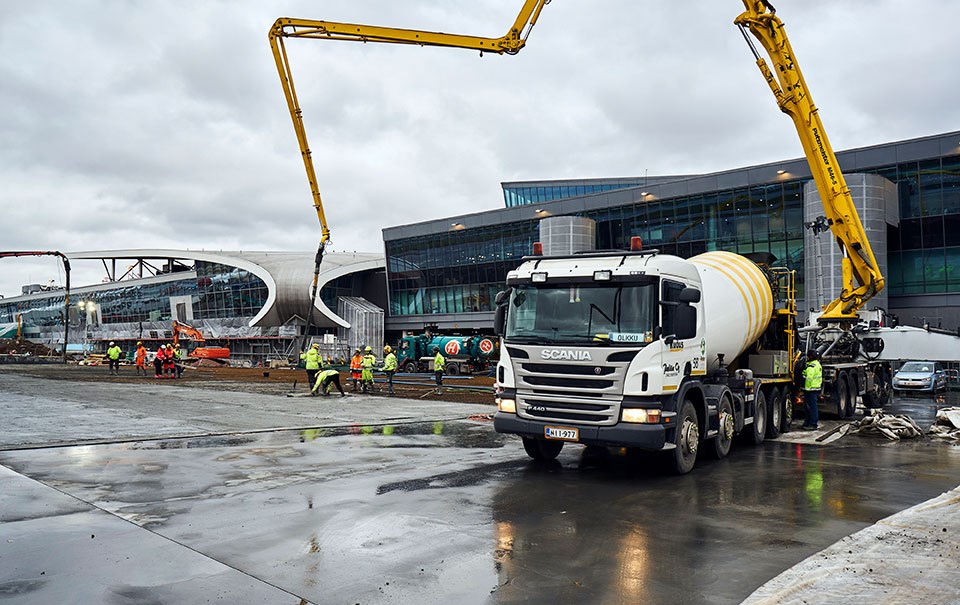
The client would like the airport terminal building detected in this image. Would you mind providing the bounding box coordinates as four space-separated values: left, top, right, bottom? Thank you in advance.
383 130 960 334
0 250 385 363
3 131 959 363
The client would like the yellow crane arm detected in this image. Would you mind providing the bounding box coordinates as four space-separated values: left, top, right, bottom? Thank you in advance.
268 0 551 246
268 1 550 351
735 0 884 321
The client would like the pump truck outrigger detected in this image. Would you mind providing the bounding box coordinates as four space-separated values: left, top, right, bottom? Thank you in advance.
493 1 895 473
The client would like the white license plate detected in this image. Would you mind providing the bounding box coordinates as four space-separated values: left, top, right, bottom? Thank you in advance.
544 426 579 441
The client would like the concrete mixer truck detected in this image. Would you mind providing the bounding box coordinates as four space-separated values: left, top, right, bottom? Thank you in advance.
492 246 806 473
396 333 497 375
493 1 908 473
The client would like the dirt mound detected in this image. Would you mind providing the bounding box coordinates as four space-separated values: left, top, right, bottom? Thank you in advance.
0 339 55 356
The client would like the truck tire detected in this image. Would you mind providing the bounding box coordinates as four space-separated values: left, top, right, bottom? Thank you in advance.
447 363 460 376
402 361 417 374
745 389 766 445
780 387 794 433
846 374 859 418
834 373 850 419
863 367 890 408
521 436 563 461
709 392 734 459
766 387 782 439
668 400 699 474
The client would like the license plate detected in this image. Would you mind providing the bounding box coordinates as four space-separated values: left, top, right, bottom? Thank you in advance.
544 426 579 442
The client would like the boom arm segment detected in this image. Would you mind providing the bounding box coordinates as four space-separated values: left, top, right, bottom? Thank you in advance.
268 1 550 350
735 1 884 321
172 320 206 345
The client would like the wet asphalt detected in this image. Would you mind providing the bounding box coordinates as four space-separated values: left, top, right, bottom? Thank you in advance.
1 366 959 605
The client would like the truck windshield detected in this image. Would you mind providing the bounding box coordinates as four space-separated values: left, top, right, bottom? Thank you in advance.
506 282 656 345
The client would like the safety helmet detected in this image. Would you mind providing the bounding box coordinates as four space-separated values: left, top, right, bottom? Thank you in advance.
136 341 142 345
365 346 372 352
167 344 173 348
312 343 320 349
354 348 361 353
109 341 115 346
383 345 392 353
174 344 180 348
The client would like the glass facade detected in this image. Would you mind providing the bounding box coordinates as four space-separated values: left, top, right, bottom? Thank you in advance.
388 152 960 320
1 261 269 329
503 181 642 207
871 155 960 295
195 261 269 319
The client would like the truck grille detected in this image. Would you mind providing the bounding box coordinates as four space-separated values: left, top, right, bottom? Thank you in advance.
510 347 638 426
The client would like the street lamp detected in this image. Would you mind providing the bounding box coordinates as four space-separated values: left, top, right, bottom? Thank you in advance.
77 301 90 355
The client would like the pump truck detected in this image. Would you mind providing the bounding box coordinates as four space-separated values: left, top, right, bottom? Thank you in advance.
493 1 898 473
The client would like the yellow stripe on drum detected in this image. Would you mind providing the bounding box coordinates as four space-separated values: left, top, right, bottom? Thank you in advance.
691 256 755 351
695 252 772 346
709 252 772 343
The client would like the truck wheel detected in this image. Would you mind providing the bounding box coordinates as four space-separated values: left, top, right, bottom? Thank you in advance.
780 388 794 433
863 365 891 408
709 393 734 459
447 363 460 376
746 389 766 445
402 361 417 374
845 375 858 418
521 436 563 461
834 373 850 419
766 387 782 439
668 400 699 474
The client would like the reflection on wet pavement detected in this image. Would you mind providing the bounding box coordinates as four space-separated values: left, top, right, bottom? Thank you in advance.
2 398 959 604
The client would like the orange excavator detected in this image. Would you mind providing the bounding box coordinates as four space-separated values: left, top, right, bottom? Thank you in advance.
172 320 230 360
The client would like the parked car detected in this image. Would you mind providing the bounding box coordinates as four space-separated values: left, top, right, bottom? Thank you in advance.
892 361 948 393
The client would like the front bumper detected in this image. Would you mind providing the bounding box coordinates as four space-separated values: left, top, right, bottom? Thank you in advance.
493 412 669 451
893 381 935 392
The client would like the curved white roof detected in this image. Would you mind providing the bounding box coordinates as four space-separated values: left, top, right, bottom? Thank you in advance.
66 249 384 328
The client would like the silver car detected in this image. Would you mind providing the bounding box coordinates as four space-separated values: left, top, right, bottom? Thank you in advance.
893 361 948 393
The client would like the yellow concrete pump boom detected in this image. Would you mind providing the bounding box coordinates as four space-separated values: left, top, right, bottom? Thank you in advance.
268 0 551 243
268 1 550 348
735 0 884 322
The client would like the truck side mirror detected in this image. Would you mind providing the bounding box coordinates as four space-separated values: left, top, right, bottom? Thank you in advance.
675 304 697 340
495 289 511 306
678 287 701 303
494 305 507 337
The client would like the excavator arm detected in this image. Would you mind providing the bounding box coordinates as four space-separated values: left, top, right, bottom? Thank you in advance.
268 1 550 350
172 320 205 345
734 1 884 321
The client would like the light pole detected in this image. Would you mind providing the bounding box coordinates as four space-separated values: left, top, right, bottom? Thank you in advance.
77 301 89 356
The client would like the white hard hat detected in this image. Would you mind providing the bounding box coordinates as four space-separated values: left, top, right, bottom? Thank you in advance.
109 341 115 345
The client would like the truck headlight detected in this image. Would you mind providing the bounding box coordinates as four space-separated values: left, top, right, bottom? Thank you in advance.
621 408 661 424
497 398 517 413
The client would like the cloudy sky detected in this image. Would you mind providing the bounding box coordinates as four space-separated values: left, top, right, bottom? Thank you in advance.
2 0 958 298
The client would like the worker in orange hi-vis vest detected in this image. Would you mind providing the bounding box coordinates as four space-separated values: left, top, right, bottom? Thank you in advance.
350 348 364 392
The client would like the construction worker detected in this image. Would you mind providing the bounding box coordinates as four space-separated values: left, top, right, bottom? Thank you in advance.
154 344 168 378
300 343 322 388
106 341 122 375
163 343 176 378
433 346 446 391
350 348 364 391
801 350 823 430
381 345 398 396
361 346 377 393
173 343 184 378
312 368 346 397
134 341 147 376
